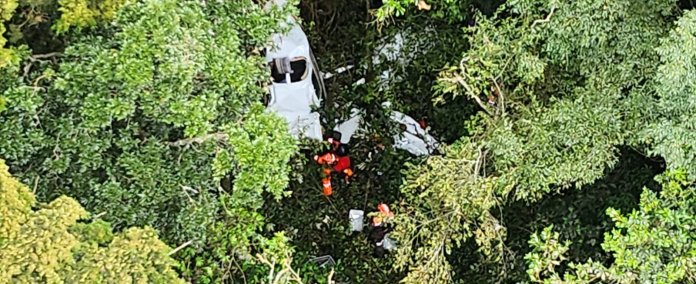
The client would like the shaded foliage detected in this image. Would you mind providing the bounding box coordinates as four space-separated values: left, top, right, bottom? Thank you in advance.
526 170 695 283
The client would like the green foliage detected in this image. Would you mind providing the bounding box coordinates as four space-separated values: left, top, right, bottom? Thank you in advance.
435 0 679 200
526 170 695 284
246 232 304 284
0 0 300 282
2 0 129 61
639 9 696 179
464 150 661 283
375 0 472 22
2 0 696 282
525 225 570 282
0 159 183 283
183 104 298 283
488 79 626 200
0 0 19 66
393 138 507 283
388 0 690 281
220 104 299 200
54 0 128 33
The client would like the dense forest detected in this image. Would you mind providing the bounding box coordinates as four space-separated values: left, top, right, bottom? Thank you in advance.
1 0 695 283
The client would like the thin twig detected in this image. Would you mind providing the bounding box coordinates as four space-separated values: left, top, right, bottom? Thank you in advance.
474 146 484 181
447 75 494 116
32 175 39 194
531 6 556 28
453 56 494 116
284 257 303 283
169 240 194 256
181 185 196 204
231 256 247 284
491 76 506 115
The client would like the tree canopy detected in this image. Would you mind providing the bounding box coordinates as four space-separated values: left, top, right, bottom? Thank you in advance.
1 0 694 283
0 159 183 283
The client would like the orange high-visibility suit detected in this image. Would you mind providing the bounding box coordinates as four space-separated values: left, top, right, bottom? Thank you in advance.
314 152 337 196
314 137 355 196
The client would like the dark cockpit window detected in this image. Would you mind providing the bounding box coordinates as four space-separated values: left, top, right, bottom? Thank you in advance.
270 57 309 83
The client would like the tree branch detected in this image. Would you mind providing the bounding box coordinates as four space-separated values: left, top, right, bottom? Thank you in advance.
327 269 335 284
491 76 506 116
23 52 62 78
447 75 494 116
455 57 494 116
30 52 62 61
166 133 228 147
93 212 107 219
531 6 556 28
169 240 193 256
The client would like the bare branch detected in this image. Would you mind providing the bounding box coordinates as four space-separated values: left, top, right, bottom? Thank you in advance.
30 52 62 61
327 269 335 284
181 185 196 204
531 6 556 28
93 212 107 219
451 56 495 116
32 175 39 194
23 64 33 79
166 133 228 147
23 52 62 79
474 146 484 181
169 240 194 256
447 75 494 116
491 76 506 116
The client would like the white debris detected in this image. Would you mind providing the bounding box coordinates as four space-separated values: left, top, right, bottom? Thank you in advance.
349 209 365 232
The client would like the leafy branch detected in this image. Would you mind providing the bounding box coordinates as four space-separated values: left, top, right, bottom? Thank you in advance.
166 133 228 147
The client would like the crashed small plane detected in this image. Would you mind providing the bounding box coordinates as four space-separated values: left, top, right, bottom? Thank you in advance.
263 0 439 156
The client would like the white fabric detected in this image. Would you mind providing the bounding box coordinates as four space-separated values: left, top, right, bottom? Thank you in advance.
383 234 397 251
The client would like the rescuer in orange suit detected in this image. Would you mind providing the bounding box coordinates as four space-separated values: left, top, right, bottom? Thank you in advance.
369 203 394 258
313 139 353 196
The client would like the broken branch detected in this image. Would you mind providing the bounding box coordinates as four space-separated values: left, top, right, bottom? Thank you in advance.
445 75 494 116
